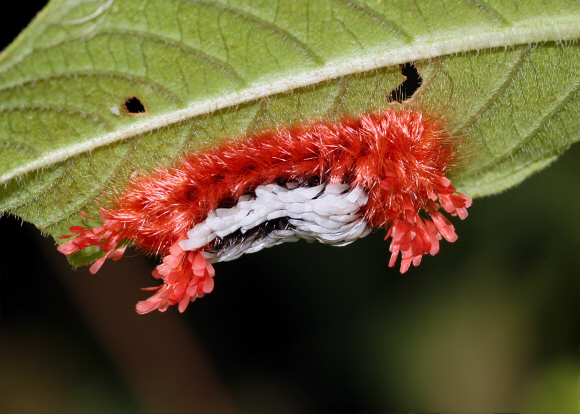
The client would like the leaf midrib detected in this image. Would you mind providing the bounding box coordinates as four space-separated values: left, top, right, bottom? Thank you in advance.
1 19 578 184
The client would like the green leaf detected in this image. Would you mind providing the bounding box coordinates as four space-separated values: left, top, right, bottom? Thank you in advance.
1 0 579 266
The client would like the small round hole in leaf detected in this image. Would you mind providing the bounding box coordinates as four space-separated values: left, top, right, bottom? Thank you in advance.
123 97 148 115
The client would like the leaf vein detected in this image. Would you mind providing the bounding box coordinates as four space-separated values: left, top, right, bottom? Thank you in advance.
185 0 325 65
0 105 111 128
0 30 247 88
461 45 529 130
335 0 413 42
465 0 511 25
0 140 39 156
0 71 183 105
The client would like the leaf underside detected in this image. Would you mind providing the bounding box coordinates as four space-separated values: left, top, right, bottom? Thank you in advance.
0 0 579 266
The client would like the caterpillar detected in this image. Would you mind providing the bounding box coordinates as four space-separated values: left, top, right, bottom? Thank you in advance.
58 108 472 314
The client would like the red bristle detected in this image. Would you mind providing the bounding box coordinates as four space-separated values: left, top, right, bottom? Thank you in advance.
58 108 471 313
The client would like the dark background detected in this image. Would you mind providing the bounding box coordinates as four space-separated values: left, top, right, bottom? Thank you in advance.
1 2 579 412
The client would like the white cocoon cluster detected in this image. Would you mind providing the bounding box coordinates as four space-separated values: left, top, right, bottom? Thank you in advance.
178 182 371 262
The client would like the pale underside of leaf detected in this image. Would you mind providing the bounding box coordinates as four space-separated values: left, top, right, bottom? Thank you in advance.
0 0 579 256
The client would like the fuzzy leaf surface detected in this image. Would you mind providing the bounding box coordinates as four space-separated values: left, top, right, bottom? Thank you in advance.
0 0 579 266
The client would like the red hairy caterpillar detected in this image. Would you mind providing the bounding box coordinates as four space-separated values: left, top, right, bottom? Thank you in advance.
58 109 471 314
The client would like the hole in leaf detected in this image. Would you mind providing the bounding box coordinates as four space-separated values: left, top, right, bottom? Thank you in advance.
124 97 147 115
388 63 422 103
